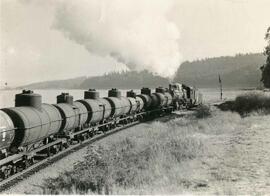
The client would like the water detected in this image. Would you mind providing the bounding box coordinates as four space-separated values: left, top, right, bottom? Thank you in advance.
0 88 257 108
199 88 256 103
0 89 141 108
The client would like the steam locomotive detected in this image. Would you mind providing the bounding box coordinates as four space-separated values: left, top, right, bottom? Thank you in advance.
0 83 202 179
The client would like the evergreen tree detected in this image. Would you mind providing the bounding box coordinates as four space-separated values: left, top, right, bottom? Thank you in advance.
261 27 270 88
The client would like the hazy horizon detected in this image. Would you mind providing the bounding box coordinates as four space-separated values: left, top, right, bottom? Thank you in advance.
1 0 269 86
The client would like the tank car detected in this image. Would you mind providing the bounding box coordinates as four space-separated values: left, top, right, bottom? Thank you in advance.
1 90 62 152
151 87 166 108
126 90 140 113
0 111 15 155
135 96 144 112
137 87 152 110
84 89 112 122
76 98 104 125
42 103 62 137
105 89 130 117
73 101 88 128
164 91 173 106
54 93 80 135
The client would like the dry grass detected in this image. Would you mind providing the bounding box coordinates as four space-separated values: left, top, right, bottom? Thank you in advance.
40 118 205 194
34 108 270 194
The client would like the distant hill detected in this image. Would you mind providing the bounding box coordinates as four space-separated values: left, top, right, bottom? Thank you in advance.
80 70 169 89
18 76 87 89
18 70 169 90
174 53 266 88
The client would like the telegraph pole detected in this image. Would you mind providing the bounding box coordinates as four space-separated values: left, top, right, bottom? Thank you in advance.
218 74 223 100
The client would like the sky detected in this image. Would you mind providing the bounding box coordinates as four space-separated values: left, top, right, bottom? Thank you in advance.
0 0 269 86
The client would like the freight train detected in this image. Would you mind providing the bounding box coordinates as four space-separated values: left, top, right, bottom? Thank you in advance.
0 83 202 179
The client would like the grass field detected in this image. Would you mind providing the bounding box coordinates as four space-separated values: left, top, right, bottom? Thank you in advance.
36 104 270 195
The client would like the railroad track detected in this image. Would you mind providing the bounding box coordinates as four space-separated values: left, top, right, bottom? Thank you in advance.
0 120 140 193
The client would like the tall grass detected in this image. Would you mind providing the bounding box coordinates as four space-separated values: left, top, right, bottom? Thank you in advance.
37 108 251 194
40 120 206 194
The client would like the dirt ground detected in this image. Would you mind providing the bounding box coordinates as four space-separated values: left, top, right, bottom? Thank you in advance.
4 111 270 194
189 114 270 194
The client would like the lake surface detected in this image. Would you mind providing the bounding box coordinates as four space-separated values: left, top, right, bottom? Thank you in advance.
0 89 141 108
0 88 257 108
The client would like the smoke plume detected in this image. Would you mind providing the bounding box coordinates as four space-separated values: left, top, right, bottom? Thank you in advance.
53 0 181 77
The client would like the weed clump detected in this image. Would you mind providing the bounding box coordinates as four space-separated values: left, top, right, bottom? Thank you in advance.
195 104 212 119
43 146 111 194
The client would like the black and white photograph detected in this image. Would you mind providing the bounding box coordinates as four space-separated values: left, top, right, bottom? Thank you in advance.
0 0 270 194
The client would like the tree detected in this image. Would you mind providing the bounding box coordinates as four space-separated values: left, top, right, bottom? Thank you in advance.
261 27 270 88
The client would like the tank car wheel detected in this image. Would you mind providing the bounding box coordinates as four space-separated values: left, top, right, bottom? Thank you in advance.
59 144 63 151
29 157 34 165
81 134 86 141
51 147 58 155
88 131 94 138
47 148 51 157
84 133 89 139
22 160 30 169
78 136 83 144
11 165 17 175
0 170 8 180
63 142 70 149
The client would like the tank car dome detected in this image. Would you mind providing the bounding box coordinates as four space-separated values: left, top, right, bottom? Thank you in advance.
108 88 121 98
84 89 100 99
15 90 42 110
57 93 73 105
127 90 136 98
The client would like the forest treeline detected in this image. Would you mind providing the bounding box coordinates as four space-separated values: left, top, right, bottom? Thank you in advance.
19 53 266 89
80 70 169 89
174 53 266 88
